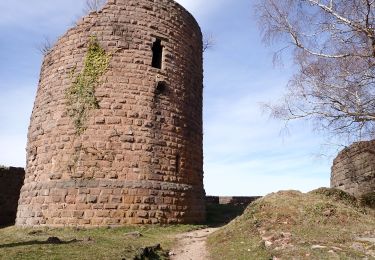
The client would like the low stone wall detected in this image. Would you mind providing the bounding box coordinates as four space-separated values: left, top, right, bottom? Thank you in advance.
206 196 261 207
331 141 375 197
0 167 25 226
205 196 261 225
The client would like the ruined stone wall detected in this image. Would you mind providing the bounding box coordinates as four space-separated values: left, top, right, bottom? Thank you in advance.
331 141 375 197
206 196 261 207
0 167 25 226
17 0 205 226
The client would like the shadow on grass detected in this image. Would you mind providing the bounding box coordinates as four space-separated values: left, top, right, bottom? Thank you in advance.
0 239 79 248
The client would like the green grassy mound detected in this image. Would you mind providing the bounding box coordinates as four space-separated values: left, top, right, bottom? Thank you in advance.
208 189 375 259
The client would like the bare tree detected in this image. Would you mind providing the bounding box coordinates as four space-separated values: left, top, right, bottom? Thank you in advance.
83 0 107 14
203 33 215 52
256 0 375 142
36 36 54 55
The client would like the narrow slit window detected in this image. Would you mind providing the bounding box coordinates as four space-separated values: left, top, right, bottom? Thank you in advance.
155 81 167 95
176 154 180 174
152 39 163 69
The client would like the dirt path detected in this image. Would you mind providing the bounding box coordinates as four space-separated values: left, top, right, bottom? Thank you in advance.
169 228 219 260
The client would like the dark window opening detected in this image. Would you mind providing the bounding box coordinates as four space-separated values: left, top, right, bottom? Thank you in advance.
152 39 163 69
155 81 167 95
176 154 180 174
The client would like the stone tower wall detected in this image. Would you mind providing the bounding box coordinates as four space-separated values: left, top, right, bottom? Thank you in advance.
0 167 25 226
17 0 205 226
331 141 375 197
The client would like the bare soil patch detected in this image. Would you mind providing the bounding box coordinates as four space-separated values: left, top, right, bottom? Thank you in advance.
170 228 219 260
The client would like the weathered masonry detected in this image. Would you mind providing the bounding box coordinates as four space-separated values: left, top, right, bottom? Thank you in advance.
331 141 375 197
17 0 205 226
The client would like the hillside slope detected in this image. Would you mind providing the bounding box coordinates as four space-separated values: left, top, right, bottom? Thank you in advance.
208 188 375 259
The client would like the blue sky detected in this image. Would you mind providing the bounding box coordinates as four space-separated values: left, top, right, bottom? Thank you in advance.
0 0 336 195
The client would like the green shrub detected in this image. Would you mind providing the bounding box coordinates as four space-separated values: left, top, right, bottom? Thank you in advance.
66 36 110 135
309 187 357 206
359 192 375 209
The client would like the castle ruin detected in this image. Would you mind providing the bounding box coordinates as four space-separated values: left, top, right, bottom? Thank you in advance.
16 0 206 226
331 140 375 197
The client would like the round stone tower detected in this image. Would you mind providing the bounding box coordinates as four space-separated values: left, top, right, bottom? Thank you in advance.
16 0 205 226
331 141 375 197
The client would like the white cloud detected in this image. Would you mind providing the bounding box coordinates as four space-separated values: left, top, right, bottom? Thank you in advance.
202 63 334 196
174 0 200 11
0 1 85 28
0 85 34 167
0 135 27 167
174 0 229 18
204 165 329 196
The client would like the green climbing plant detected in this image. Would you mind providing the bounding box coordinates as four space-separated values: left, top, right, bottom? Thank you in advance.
66 36 110 134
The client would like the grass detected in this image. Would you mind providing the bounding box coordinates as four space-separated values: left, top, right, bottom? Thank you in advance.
0 225 203 260
208 188 375 260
